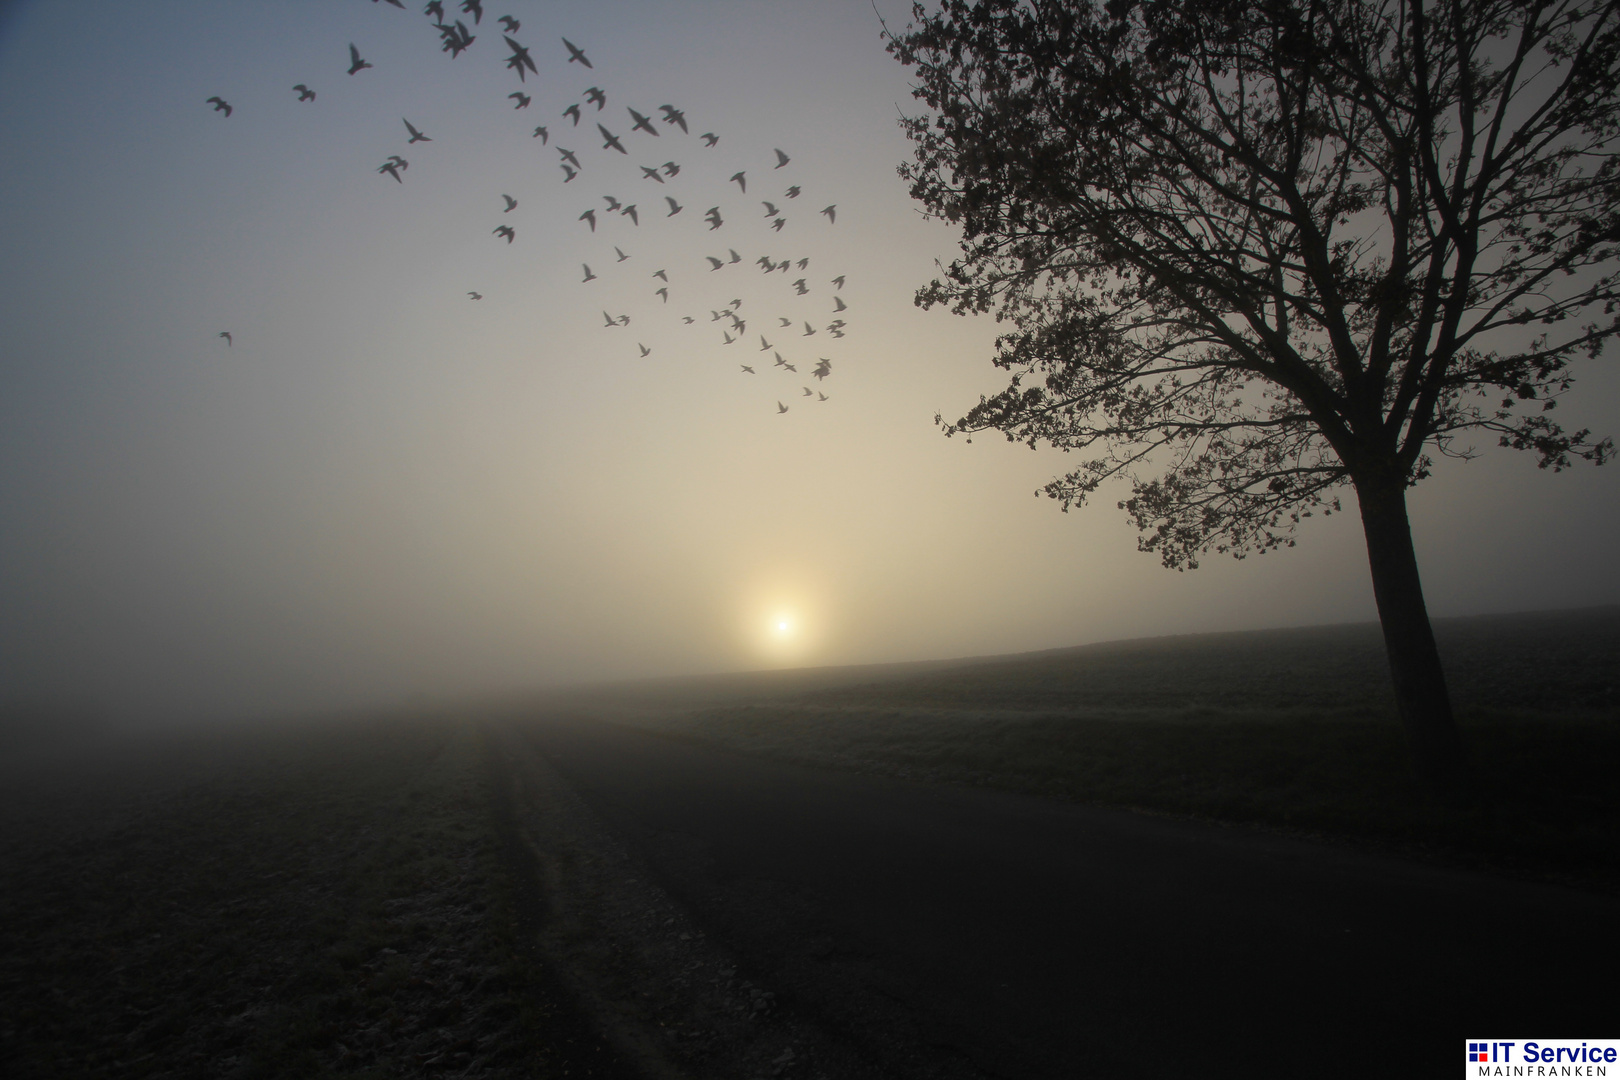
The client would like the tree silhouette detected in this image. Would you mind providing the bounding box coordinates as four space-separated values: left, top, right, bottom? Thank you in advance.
889 0 1618 785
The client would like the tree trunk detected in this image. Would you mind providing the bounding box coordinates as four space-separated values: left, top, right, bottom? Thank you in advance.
1352 476 1467 790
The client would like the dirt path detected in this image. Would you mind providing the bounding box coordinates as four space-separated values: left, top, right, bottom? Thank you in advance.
500 715 1620 1080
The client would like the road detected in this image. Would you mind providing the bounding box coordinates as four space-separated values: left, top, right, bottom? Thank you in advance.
509 716 1618 1079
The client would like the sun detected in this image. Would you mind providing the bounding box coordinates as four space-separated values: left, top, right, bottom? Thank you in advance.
774 616 793 635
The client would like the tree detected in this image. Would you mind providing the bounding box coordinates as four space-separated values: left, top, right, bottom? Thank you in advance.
888 0 1618 786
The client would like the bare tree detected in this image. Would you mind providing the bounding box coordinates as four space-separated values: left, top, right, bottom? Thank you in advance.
889 0 1618 785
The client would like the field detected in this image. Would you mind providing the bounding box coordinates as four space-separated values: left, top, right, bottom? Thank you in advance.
1 606 1615 1077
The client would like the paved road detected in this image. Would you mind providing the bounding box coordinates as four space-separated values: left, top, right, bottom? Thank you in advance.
523 717 1617 1079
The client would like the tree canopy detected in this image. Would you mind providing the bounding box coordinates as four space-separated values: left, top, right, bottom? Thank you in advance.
891 0 1618 569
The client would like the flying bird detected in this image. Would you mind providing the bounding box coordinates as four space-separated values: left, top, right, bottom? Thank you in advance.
206 96 232 116
560 163 577 182
602 195 622 211
778 317 792 326
494 225 514 243
403 118 431 143
558 147 581 168
614 247 630 262
722 331 737 344
797 258 810 270
641 166 665 183
818 392 828 401
436 20 474 56
785 186 801 198
659 105 687 132
563 103 582 125
776 401 788 414
813 358 832 379
661 161 680 177
741 365 755 374
792 279 808 295
832 275 845 288
730 171 746 193
833 295 848 311
638 343 651 356
378 159 405 182
581 264 596 282
682 316 694 324
773 148 790 168
802 386 813 396
347 44 372 75
467 291 481 299
584 87 606 110
704 207 723 230
562 37 592 67
426 1 445 17
762 201 779 217
821 205 837 223
218 331 232 345
620 204 638 225
502 194 517 212
597 124 626 153
655 287 668 302
803 322 817 336
724 250 738 264
760 335 772 351
579 209 597 231
460 0 483 22
509 92 531 109
757 256 774 270
653 269 668 281
774 353 787 367
627 107 658 135
533 125 548 143
706 256 724 270
503 36 537 80
617 314 630 326
770 218 786 231
292 84 315 102
664 196 682 216
700 133 719 147
498 14 519 31
782 361 797 372
376 0 406 8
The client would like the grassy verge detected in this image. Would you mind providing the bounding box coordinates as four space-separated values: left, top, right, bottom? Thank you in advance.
644 702 1620 889
0 716 594 1079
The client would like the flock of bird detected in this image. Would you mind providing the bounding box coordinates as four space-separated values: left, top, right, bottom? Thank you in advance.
204 1 855 415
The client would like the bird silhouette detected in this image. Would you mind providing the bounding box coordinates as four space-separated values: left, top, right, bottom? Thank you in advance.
504 36 537 80
502 194 517 212
378 159 405 182
579 209 597 231
661 161 680 177
776 401 788 413
627 108 658 136
741 365 755 373
774 353 787 367
377 0 406 8
802 386 813 396
813 359 832 379
664 196 682 216
760 335 773 350
821 205 837 223
773 148 790 168
597 124 626 153
818 392 828 401
782 361 797 372
771 218 786 231
509 92 531 109
653 269 668 282
722 331 736 344
659 105 688 133
831 275 845 289
726 249 739 264
700 132 719 147
206 96 232 116
730 171 746 193
704 207 723 230
803 322 817 336
533 126 548 142
293 85 316 102
785 185 801 198
347 44 372 75
639 343 651 356
494 225 515 243
403 118 431 143
581 264 596 282
641 166 665 183
584 87 606 110
757 256 774 270
562 38 592 68
560 164 577 182
436 21 474 57
620 204 638 225
603 195 622 211
218 331 232 345
563 103 582 125
615 247 630 262
762 201 780 217
460 0 483 22
797 258 810 270
682 316 695 323
833 295 847 311
467 290 482 299
706 256 724 270
778 317 792 326
498 14 519 31
426 1 445 17
792 279 808 295
558 147 581 169
617 315 629 326
655 287 668 302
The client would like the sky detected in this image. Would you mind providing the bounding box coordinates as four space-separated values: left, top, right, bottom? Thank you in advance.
1 0 1616 725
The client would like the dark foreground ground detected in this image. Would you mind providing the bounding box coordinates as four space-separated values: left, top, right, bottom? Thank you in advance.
3 607 1617 1077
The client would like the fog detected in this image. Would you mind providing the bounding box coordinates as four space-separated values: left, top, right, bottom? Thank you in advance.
1 0 1616 726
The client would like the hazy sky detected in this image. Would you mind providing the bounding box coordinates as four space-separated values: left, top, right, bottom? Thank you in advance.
1 0 1616 724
